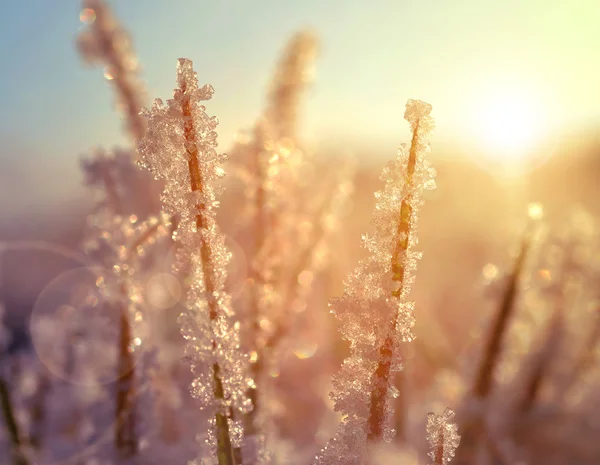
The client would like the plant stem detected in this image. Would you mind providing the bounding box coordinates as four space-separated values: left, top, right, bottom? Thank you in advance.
99 164 137 458
367 119 420 442
0 374 29 465
246 128 268 435
473 230 533 398
433 427 445 465
181 81 236 465
115 290 137 457
29 371 49 450
455 223 535 465
518 302 563 413
392 369 407 442
89 0 146 142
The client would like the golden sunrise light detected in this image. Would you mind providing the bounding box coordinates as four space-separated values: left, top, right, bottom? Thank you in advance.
472 86 549 162
4 0 600 463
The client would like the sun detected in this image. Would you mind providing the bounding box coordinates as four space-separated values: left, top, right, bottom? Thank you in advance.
469 84 553 168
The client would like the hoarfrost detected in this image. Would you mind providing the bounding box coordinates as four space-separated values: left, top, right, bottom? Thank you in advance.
426 408 460 465
313 99 435 464
137 58 253 459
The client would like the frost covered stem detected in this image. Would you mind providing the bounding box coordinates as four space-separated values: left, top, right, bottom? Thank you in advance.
519 300 564 413
115 282 137 457
266 30 317 141
367 119 420 442
79 0 146 142
98 160 123 216
96 163 137 457
181 81 236 465
433 430 445 465
473 231 532 398
426 409 460 465
246 132 268 432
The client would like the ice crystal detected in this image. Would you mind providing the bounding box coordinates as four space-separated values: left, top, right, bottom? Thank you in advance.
426 408 460 465
137 58 253 460
77 0 147 142
314 99 435 464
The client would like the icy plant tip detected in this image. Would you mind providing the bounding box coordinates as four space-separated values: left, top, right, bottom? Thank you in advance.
426 408 460 465
314 99 436 465
137 58 252 464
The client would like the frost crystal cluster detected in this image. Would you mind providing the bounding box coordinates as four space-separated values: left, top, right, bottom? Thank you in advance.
426 408 460 465
81 146 171 458
137 59 252 459
82 148 169 333
314 99 435 464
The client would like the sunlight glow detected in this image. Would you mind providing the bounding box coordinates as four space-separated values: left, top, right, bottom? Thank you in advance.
474 88 546 160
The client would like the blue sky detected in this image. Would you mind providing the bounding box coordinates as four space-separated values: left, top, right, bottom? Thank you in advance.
1 0 599 217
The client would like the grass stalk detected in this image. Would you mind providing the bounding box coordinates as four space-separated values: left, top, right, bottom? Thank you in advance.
98 163 137 458
392 369 407 442
115 294 137 457
79 0 147 143
518 303 564 414
454 217 538 465
432 427 445 465
245 126 269 436
181 79 235 465
247 161 352 438
0 373 29 465
472 227 534 398
367 119 421 442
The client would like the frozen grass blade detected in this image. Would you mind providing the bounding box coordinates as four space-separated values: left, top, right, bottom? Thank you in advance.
138 59 253 465
366 105 430 443
455 206 543 464
82 152 138 458
472 204 544 399
77 0 147 143
264 30 318 141
426 408 460 465
248 159 355 436
517 298 564 414
232 32 321 449
472 231 533 399
115 285 137 457
314 100 435 465
181 81 235 465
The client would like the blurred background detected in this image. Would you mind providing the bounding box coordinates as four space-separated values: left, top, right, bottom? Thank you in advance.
2 0 599 352
1 1 600 464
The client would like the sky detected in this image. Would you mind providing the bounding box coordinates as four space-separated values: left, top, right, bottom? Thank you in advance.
1 0 599 218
